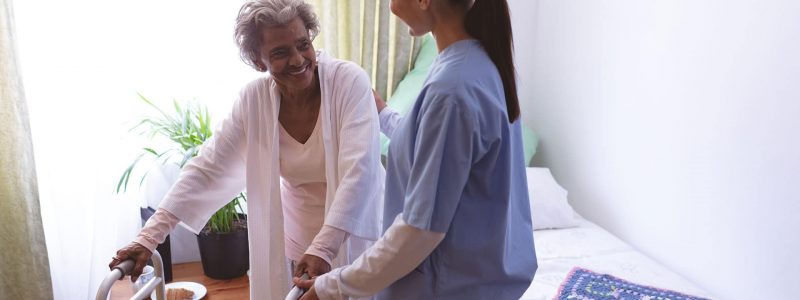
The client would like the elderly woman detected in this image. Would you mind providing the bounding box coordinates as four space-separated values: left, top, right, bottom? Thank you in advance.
108 0 384 299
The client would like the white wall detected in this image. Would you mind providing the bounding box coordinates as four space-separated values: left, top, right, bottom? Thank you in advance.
509 1 800 299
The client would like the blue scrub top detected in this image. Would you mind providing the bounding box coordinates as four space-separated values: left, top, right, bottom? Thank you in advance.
379 40 537 299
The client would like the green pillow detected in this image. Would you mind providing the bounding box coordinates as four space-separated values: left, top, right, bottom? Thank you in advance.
380 34 438 155
379 34 539 166
521 121 539 166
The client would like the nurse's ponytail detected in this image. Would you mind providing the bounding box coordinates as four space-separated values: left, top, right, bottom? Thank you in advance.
463 0 520 122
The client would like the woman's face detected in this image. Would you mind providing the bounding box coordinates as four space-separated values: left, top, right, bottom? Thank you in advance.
258 17 317 92
391 0 433 36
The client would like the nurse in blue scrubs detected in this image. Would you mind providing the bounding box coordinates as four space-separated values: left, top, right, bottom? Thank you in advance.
296 0 537 298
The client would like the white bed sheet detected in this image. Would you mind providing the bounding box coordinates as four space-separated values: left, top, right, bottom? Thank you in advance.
521 216 714 300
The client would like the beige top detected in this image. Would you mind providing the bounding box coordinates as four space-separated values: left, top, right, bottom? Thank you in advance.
279 111 328 261
136 111 348 265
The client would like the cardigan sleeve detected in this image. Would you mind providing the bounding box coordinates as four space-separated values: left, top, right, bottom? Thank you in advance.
158 85 251 233
378 106 402 138
321 62 384 240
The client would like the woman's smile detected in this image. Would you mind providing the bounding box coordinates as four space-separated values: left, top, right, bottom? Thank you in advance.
287 62 311 77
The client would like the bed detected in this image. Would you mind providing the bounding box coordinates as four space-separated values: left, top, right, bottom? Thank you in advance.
520 168 715 300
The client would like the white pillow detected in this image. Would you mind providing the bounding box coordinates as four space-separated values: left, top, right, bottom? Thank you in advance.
526 167 579 230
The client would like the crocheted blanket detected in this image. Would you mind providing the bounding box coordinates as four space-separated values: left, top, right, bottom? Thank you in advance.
555 268 710 300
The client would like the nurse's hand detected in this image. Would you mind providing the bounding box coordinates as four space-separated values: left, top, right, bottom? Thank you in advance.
294 254 331 279
373 89 387 113
109 242 152 282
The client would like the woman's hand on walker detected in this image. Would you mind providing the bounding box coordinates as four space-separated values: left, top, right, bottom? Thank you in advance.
294 276 319 300
298 285 319 300
108 242 152 282
294 254 331 279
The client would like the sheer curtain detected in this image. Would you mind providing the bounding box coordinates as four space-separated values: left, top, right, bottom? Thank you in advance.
0 0 53 299
14 1 258 299
310 0 423 99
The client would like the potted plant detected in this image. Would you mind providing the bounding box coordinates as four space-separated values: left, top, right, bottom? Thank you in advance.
117 93 249 279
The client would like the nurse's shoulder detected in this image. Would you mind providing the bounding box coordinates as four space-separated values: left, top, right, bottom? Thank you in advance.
425 42 502 105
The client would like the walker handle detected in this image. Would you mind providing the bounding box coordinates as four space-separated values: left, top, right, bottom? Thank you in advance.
285 273 310 300
95 250 167 300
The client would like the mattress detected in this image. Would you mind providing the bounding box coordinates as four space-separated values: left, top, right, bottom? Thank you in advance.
521 216 715 300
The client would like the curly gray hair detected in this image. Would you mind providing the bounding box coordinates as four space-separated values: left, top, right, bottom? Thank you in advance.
234 0 320 72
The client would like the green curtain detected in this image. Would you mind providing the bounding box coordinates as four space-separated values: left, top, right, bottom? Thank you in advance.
0 0 53 299
309 0 423 100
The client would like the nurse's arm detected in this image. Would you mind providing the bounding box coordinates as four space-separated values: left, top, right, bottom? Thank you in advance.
373 89 403 137
309 214 444 300
378 106 402 138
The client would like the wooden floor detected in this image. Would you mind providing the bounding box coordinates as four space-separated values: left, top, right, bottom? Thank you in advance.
110 262 249 300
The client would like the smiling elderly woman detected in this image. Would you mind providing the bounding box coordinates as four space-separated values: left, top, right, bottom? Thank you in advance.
108 0 384 299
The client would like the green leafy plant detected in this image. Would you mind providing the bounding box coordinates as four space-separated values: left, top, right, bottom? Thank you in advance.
117 93 246 234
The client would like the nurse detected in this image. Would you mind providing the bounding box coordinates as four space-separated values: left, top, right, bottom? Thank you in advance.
295 0 537 299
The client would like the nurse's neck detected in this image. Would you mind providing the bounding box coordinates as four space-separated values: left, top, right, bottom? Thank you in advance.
430 8 473 53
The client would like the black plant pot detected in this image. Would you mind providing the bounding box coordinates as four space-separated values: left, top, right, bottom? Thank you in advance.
196 225 249 280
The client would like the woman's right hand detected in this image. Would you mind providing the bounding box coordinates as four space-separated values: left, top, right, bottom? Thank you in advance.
108 242 152 282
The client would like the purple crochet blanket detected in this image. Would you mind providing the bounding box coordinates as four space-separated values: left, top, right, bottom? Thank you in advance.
555 267 711 300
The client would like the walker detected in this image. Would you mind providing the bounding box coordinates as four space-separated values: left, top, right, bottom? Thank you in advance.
97 250 311 300
285 273 309 300
95 250 167 300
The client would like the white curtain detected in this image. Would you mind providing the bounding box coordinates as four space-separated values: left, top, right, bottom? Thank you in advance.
14 1 259 299
0 0 53 298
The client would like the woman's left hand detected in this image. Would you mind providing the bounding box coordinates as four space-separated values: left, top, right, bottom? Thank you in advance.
298 285 319 300
293 275 318 300
294 254 331 279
